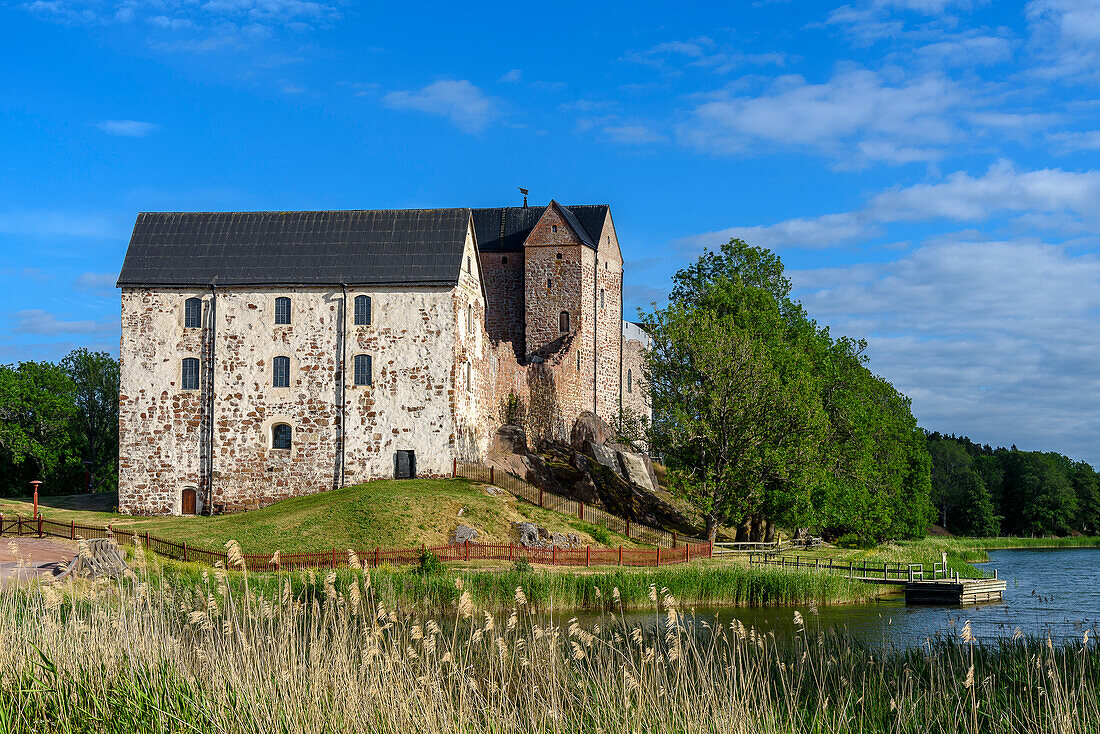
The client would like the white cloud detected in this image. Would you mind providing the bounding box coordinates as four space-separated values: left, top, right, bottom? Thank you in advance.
95 120 160 137
679 161 1100 253
602 124 665 145
679 212 873 252
866 160 1100 223
624 36 787 74
677 69 966 166
0 210 121 239
382 80 498 133
1049 129 1100 151
1027 0 1100 81
73 272 117 291
790 239 1100 463
500 69 522 83
13 310 118 336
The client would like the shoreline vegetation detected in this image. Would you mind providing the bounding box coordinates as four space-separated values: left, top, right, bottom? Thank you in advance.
3 552 1097 734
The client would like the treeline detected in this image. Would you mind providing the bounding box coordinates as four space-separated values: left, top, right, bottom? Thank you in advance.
926 433 1100 537
0 349 119 496
646 240 933 544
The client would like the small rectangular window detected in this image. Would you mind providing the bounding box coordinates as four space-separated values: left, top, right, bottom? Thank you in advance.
184 298 202 328
274 297 291 325
354 354 372 386
354 295 371 326
272 424 292 450
273 356 290 387
181 358 199 390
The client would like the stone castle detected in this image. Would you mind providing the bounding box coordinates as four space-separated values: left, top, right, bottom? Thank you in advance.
116 201 651 515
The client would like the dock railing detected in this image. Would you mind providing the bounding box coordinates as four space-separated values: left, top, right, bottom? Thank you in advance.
748 554 959 584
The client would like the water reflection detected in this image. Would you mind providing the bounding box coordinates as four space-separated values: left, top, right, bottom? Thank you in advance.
572 548 1100 647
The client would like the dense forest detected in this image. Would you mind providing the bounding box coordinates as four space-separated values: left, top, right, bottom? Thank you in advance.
926 432 1100 537
0 349 118 496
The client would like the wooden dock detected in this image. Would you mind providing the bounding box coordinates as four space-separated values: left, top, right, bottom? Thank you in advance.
748 554 1005 605
904 578 1006 605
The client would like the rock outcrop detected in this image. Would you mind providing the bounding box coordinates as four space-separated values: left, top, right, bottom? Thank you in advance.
512 522 581 549
452 524 479 544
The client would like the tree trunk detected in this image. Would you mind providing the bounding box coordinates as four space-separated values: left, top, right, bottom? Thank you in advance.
749 515 763 543
763 519 775 543
735 517 752 542
705 514 718 543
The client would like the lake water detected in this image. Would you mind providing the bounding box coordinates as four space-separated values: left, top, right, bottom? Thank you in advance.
579 548 1100 647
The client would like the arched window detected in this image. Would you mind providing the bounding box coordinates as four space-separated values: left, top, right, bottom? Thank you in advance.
354 295 371 325
184 298 202 328
272 356 290 387
353 354 372 386
181 358 199 390
627 369 633 393
465 361 472 392
559 311 569 333
272 424 292 450
577 350 581 372
467 302 474 333
547 278 552 289
551 225 558 233
274 297 291 325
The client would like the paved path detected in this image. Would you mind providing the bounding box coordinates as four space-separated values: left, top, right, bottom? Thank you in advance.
0 538 74 587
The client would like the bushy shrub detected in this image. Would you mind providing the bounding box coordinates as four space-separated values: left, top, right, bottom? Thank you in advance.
416 550 444 576
835 533 873 549
512 557 531 573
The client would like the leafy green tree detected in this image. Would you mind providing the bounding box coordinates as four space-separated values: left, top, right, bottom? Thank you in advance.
61 348 120 491
645 241 828 541
953 470 1000 537
0 361 80 494
1071 462 1100 535
927 439 974 529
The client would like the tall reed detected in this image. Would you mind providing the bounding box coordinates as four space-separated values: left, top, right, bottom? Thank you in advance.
1 540 1097 733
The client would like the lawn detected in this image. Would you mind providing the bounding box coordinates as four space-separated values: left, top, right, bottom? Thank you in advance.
0 479 643 555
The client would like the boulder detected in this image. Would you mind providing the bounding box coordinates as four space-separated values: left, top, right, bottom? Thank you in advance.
491 425 528 455
452 524 479 545
618 451 656 492
514 522 540 547
570 411 616 451
588 441 623 476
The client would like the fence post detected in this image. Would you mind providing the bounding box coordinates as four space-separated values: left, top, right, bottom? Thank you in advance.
489 466 494 485
453 457 457 478
464 540 469 562
332 548 337 569
552 545 557 565
183 541 188 563
586 545 590 567
618 545 622 566
626 519 631 538
539 487 544 507
107 523 112 539
375 547 381 568
578 501 584 521
672 531 677 548
0 513 4 537
709 540 714 558
509 542 514 561
71 520 75 541
656 547 661 568
38 514 43 538
144 531 149 548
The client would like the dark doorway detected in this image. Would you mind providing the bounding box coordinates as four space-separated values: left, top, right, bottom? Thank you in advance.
395 450 416 479
182 487 197 515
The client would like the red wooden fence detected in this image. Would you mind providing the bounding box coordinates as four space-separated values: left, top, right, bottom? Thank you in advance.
0 513 713 573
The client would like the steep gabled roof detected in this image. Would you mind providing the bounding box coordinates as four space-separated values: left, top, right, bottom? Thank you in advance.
116 209 472 287
471 203 609 252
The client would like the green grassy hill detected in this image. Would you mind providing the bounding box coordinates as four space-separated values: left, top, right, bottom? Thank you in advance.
0 479 641 555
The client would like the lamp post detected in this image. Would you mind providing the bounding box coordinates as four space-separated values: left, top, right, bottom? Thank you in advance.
30 480 42 519
83 461 93 493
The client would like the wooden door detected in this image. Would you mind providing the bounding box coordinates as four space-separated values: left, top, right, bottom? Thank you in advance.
182 487 197 515
396 451 416 479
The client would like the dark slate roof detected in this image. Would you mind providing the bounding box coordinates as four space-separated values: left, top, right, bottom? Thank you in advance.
471 203 609 252
116 209 472 287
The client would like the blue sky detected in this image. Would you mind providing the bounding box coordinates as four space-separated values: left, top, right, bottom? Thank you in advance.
3 0 1100 463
